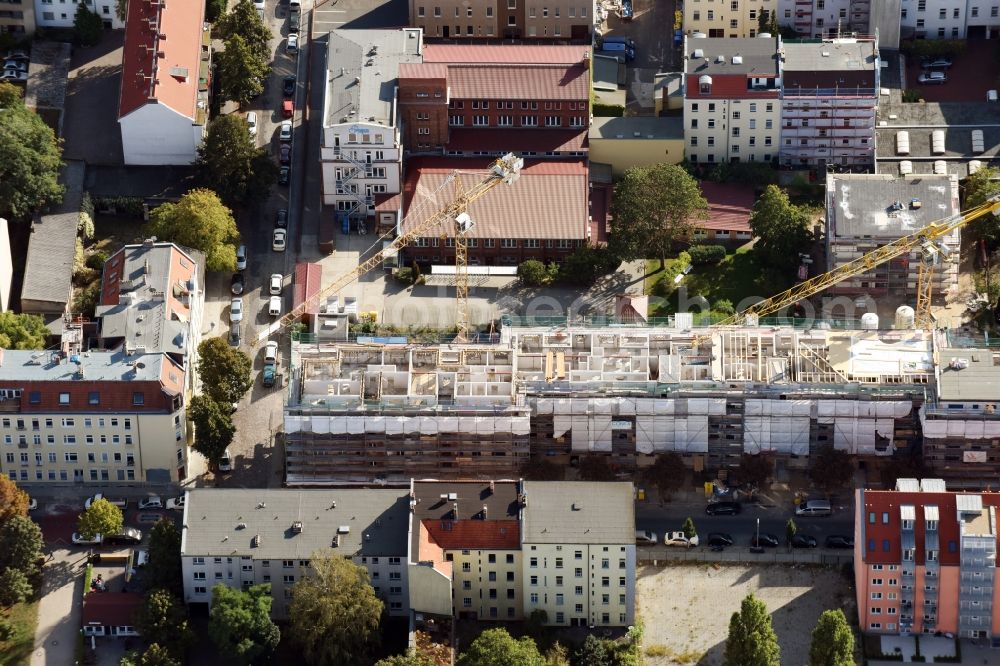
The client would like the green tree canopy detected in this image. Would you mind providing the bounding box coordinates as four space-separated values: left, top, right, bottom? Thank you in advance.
0 81 22 108
521 457 564 481
215 34 269 106
0 313 49 350
543 643 570 666
197 337 254 406
0 515 43 576
115 0 127 21
375 653 436 666
723 593 780 666
0 476 30 524
77 498 124 540
642 452 686 501
288 551 384 666
808 444 854 494
736 453 773 492
195 114 278 207
205 0 228 22
808 609 856 666
0 94 64 221
73 4 104 47
0 567 33 607
120 643 182 666
608 163 708 267
785 518 798 545
189 396 236 469
682 517 697 540
963 166 1000 246
144 189 240 272
577 455 616 481
135 589 193 659
457 628 544 666
147 519 183 596
208 583 280 665
217 0 272 60
748 184 813 271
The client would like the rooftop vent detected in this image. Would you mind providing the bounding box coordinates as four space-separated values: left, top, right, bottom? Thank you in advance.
332 534 340 547
291 521 303 534
337 525 351 534
715 55 724 63
236 522 247 530
169 66 188 80
256 502 266 509
821 51 831 57
732 55 743 64
692 49 704 59
251 534 261 547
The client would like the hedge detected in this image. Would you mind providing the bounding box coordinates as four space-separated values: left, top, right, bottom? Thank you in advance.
687 244 727 264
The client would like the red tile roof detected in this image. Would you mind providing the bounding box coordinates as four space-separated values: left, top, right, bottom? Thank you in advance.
446 64 589 101
82 592 145 627
423 44 589 65
685 74 780 100
397 62 448 79
698 181 755 232
402 158 589 240
119 0 205 120
446 128 587 153
374 192 401 211
422 519 521 550
293 262 322 317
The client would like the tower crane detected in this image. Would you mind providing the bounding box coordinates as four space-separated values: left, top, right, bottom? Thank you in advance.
709 196 1000 330
254 153 524 347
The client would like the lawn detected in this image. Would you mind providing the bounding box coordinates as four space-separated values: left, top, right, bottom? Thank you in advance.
0 600 40 666
644 246 794 318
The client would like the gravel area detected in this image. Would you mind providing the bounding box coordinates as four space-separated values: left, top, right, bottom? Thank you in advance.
637 563 856 666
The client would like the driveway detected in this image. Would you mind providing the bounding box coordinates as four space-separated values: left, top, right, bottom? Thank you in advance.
62 31 125 165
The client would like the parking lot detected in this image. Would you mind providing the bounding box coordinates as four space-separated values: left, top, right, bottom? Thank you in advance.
904 39 1000 102
599 0 681 112
638 563 856 665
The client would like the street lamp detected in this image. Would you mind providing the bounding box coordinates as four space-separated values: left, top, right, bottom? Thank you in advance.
756 517 760 546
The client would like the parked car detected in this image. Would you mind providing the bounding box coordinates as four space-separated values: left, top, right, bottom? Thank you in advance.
229 297 244 323
272 228 287 252
165 496 185 511
282 99 294 118
229 322 242 347
918 71 948 85
138 495 162 510
269 273 283 295
920 56 953 69
279 166 290 186
619 0 633 19
664 531 699 547
28 498 38 511
279 143 292 165
289 0 300 33
279 120 292 142
750 533 780 548
791 534 818 548
264 340 278 365
706 532 734 547
825 535 854 549
795 499 832 517
104 527 142 546
275 209 288 229
235 244 248 271
218 449 233 472
85 493 127 509
282 75 296 97
246 111 258 136
705 501 741 516
253 0 264 10
230 272 244 295
635 530 658 546
72 532 103 545
286 34 298 54
0 70 27 82
268 295 282 316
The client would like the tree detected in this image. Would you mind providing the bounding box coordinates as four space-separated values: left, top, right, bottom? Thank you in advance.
217 0 273 60
748 185 813 271
736 454 773 493
147 520 183 596
682 517 697 540
144 189 240 272
120 643 181 666
190 396 236 468
757 9 770 34
642 452 686 501
205 0 228 22
577 455 616 481
768 10 780 35
574 634 614 666
375 652 436 666
288 551 383 666
0 312 49 350
522 457 563 481
135 590 193 659
556 244 619 286
0 516 43 576
0 81 22 108
115 0 127 21
809 609 856 666
963 166 1000 246
517 260 550 286
208 583 280 665
197 337 253 406
215 33 269 106
723 593 781 666
457 628 544 666
0 567 33 607
543 643 570 666
785 518 797 546
0 476 29 524
73 4 104 47
0 97 64 221
195 115 278 207
808 445 854 494
77 498 124 540
609 163 708 267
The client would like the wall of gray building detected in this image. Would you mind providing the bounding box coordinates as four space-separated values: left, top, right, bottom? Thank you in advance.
870 0 901 49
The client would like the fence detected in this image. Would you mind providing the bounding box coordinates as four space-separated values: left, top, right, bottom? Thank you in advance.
637 547 854 567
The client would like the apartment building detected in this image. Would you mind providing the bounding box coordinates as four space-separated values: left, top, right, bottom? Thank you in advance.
856 479 1000 639
824 173 960 297
33 0 121 31
777 0 875 36
118 0 210 165
780 39 878 168
966 1 1000 37
1 0 34 36
408 480 524 621
321 29 421 230
521 481 636 627
683 36 782 165
0 331 189 485
684 0 778 38
409 0 592 40
180 489 411 619
900 0 972 39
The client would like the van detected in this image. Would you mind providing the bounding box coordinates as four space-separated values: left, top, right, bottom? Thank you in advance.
795 499 832 517
599 41 635 62
602 35 637 50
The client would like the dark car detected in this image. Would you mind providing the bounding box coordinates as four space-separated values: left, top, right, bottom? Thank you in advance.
275 208 288 228
791 534 818 548
279 144 291 165
705 501 742 516
706 533 734 547
279 166 290 186
920 56 953 69
103 528 142 546
230 272 244 295
825 535 854 549
750 533 780 548
282 75 296 97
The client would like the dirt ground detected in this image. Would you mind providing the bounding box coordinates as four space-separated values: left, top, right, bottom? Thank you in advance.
637 563 857 666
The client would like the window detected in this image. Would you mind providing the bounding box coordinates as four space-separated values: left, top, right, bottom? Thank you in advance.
193 571 206 580
506 554 514 564
59 393 70 405
283 575 295 583
529 593 538 604
530 575 538 586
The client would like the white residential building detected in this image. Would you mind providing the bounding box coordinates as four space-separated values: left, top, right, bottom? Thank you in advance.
33 0 122 30
777 0 902 46
900 0 970 38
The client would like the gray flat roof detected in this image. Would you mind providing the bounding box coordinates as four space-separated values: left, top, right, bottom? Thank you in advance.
783 42 877 71
826 173 959 239
684 37 779 76
937 349 1000 402
875 126 1000 162
592 54 623 88
0 348 167 382
412 480 521 521
878 99 1000 127
589 116 684 141
521 481 634 544
325 29 423 128
181 489 410 559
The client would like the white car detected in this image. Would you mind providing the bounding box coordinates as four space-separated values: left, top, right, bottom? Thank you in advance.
218 449 233 472
269 273 283 295
229 297 244 323
235 244 248 271
286 34 298 54
28 498 38 511
272 229 286 252
138 495 162 510
917 71 947 85
264 340 278 365
165 496 185 511
72 532 103 545
268 295 282 317
253 0 265 10
664 531 699 548
279 120 292 142
246 111 258 137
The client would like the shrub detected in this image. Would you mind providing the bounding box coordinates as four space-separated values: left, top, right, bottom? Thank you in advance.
713 299 735 315
592 103 624 117
517 260 550 287
86 251 109 271
73 282 102 318
394 267 415 285
557 245 620 286
687 244 727 265
902 89 922 103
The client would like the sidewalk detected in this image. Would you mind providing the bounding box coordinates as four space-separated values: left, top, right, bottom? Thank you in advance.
31 547 85 666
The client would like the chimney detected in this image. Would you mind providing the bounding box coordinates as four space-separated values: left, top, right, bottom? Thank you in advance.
482 504 488 519
452 502 458 518
489 481 495 494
